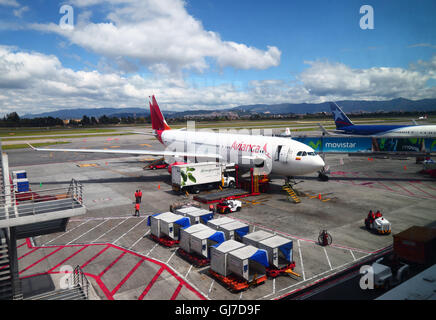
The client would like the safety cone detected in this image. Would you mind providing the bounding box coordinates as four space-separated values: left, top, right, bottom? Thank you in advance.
158 185 161 189
404 165 407 170
318 194 322 200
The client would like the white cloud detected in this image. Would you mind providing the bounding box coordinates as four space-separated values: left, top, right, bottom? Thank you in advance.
298 60 434 101
13 5 28 17
30 0 281 73
0 46 435 117
0 0 19 7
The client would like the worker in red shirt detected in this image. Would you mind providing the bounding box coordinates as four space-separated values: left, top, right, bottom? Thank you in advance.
368 210 375 224
134 190 139 203
138 189 143 203
134 202 140 217
375 210 382 218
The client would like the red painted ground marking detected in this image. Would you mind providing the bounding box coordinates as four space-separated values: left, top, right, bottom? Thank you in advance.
81 245 110 269
17 242 27 249
98 252 126 277
18 248 39 261
18 241 206 300
19 247 63 275
138 266 165 300
406 182 436 199
389 181 415 196
48 246 88 273
170 283 183 300
111 258 145 296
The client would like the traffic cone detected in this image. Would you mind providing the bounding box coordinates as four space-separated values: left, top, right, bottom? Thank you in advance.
158 185 160 189
404 165 407 170
318 194 322 200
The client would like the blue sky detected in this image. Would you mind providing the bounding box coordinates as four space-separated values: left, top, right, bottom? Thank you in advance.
0 0 435 115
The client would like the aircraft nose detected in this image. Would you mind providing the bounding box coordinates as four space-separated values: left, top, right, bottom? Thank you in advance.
314 155 325 170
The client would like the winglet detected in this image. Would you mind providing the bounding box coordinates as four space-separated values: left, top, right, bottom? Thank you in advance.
27 142 36 150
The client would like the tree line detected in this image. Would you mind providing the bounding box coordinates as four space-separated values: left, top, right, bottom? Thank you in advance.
0 112 152 127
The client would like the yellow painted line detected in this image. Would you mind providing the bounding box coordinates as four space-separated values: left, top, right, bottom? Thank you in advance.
140 143 152 147
321 199 331 202
77 163 99 167
110 146 120 148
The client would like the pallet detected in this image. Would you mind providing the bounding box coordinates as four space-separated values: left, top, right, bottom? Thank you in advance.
208 269 267 293
177 248 210 267
149 234 180 247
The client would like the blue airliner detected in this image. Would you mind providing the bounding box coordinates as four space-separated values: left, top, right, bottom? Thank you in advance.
330 102 436 137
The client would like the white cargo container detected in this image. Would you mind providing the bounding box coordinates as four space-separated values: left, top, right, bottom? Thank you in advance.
228 245 269 281
207 217 234 230
179 224 211 253
148 212 174 238
175 206 202 216
242 230 275 247
159 213 191 240
217 221 250 241
210 240 246 277
185 209 214 225
190 229 225 258
258 236 293 269
171 162 236 194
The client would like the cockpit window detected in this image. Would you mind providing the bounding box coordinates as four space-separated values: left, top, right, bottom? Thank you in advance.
308 152 315 156
297 151 302 156
302 151 307 156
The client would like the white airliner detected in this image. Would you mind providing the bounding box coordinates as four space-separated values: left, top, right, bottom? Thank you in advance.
29 96 325 178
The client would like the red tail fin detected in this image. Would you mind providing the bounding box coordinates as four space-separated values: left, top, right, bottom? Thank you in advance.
149 95 171 131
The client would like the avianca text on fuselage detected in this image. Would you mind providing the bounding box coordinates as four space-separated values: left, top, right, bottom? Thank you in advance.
230 141 271 159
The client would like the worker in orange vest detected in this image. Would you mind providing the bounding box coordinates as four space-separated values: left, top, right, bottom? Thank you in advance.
375 210 382 218
134 190 139 203
138 189 143 203
134 202 140 217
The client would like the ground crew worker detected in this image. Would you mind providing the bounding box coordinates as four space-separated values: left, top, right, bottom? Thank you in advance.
135 190 140 203
134 202 140 217
138 189 143 203
209 204 214 213
375 210 382 218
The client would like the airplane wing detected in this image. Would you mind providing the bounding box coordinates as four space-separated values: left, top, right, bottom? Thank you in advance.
27 143 222 159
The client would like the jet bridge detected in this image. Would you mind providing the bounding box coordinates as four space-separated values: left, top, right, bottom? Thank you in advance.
0 140 86 299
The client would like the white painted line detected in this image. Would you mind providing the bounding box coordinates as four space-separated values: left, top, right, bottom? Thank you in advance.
273 278 276 294
166 251 176 264
184 265 193 279
113 218 146 244
207 280 215 298
323 247 333 270
66 220 108 245
44 220 90 245
350 250 356 261
91 218 130 243
239 291 243 300
146 243 158 256
297 240 306 281
128 231 150 250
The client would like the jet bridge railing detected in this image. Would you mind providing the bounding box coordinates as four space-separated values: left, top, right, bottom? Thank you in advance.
67 265 90 300
0 179 84 219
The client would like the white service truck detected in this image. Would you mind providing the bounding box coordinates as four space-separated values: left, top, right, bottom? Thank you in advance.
371 256 410 290
172 162 236 194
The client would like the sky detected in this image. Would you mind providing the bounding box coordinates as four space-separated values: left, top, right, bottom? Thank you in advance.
0 0 435 116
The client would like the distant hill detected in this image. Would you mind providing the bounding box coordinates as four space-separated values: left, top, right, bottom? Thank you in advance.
22 108 150 119
232 98 436 114
21 98 436 119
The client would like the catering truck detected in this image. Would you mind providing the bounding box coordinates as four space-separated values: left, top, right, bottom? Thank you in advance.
371 226 436 290
172 162 236 194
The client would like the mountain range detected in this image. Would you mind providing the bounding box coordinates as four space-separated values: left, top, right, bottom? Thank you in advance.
21 98 436 119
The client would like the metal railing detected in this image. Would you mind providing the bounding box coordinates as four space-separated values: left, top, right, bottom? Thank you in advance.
68 265 90 300
0 179 84 219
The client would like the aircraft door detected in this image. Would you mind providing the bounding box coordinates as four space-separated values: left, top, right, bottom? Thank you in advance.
278 145 290 163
